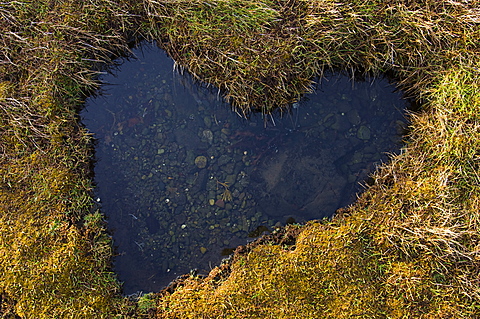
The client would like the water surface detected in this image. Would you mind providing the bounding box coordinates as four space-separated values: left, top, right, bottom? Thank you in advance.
82 43 407 294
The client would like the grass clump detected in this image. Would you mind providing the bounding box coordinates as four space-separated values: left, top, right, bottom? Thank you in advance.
144 0 317 115
144 0 480 114
155 222 387 318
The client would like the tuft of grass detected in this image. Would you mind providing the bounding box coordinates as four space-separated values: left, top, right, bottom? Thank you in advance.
143 0 480 114
143 0 317 115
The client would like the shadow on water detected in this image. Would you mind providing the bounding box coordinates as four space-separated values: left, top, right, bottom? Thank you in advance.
81 42 409 294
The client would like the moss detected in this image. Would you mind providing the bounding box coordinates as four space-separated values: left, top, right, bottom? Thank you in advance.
1 0 479 317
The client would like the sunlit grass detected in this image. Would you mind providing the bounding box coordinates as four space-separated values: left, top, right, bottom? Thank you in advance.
0 0 140 317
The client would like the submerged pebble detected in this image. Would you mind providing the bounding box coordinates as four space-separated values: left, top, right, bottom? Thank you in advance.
357 125 371 140
195 156 207 168
202 129 214 144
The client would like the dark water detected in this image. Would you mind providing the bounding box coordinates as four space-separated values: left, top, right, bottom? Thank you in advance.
82 43 407 294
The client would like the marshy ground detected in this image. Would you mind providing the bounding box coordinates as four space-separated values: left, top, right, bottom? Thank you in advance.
0 0 479 318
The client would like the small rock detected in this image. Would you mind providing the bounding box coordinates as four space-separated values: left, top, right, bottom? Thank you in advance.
195 156 207 168
347 109 361 125
204 116 212 128
221 128 230 135
217 154 230 167
200 247 207 254
225 174 236 185
215 199 225 208
202 129 213 144
357 125 371 140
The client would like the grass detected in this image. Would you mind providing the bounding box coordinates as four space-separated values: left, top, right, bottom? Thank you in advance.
0 0 479 317
0 1 141 317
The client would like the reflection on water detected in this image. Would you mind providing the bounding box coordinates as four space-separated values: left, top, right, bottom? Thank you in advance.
82 43 407 294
